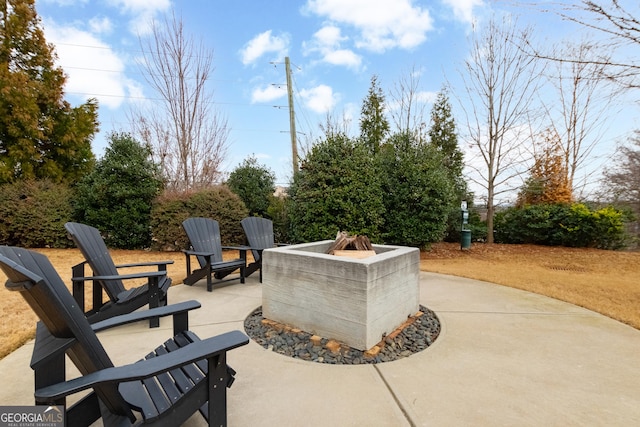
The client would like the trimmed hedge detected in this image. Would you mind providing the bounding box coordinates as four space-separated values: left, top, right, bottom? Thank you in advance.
150 186 249 250
494 203 629 249
0 180 74 248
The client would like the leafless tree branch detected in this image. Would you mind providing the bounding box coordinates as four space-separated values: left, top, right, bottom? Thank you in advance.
129 12 230 191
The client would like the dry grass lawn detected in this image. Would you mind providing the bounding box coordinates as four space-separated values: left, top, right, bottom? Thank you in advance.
0 243 638 360
421 242 640 330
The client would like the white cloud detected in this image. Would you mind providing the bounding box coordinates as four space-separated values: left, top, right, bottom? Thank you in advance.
251 85 287 103
43 20 136 109
323 49 362 68
240 30 290 65
442 0 484 24
299 85 338 114
304 25 362 70
304 0 433 52
105 0 171 35
89 16 113 34
314 26 341 45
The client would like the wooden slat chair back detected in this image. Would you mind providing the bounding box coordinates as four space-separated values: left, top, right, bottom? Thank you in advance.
241 217 275 261
0 246 249 426
65 222 172 327
181 218 246 291
183 217 225 267
66 222 126 300
241 217 285 282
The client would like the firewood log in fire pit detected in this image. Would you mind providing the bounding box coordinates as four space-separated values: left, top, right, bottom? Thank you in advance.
326 231 374 256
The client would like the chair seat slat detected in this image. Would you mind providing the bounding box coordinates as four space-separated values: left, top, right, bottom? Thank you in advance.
150 344 193 396
164 336 206 383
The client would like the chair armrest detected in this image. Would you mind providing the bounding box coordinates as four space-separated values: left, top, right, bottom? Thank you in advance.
182 249 215 257
72 260 89 270
72 270 167 283
30 323 75 370
114 260 174 269
35 330 250 401
221 245 249 251
91 300 201 332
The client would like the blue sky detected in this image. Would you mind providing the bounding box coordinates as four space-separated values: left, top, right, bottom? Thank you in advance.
35 0 639 200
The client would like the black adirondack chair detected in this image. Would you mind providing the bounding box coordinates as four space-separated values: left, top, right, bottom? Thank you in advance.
182 218 246 292
241 217 286 282
0 246 249 427
65 222 173 328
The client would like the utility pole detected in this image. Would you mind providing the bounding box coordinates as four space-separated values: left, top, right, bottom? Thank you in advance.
285 57 299 174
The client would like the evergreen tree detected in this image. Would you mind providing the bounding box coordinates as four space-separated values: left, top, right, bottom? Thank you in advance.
359 75 389 154
378 131 456 248
226 155 276 217
428 89 464 188
288 134 385 243
428 89 471 241
73 133 163 249
0 0 98 183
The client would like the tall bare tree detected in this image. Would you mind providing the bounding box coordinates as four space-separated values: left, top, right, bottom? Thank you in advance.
601 131 640 244
603 131 640 212
130 13 229 191
541 40 618 197
455 15 542 243
388 66 430 141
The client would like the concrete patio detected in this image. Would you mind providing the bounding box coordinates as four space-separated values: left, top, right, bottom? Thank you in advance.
0 271 639 426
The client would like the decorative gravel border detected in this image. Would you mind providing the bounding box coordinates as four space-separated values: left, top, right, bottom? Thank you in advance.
244 305 441 365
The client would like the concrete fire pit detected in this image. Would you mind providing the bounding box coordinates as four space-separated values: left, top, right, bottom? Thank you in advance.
262 241 420 350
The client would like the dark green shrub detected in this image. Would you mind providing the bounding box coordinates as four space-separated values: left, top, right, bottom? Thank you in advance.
494 203 559 244
0 180 74 248
226 156 276 217
73 133 163 249
150 186 249 250
558 204 627 249
288 133 385 243
494 203 628 249
377 132 456 249
266 194 290 243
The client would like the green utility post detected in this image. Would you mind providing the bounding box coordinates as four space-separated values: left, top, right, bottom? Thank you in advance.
460 200 471 250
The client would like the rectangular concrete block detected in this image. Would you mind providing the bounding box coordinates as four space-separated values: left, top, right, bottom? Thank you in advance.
262 241 420 350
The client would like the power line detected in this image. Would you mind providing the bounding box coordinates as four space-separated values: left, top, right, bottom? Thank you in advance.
65 91 275 108
291 72 316 142
58 64 242 84
52 41 232 62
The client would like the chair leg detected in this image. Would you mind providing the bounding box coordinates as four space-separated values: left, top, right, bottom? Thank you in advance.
203 255 214 292
206 265 213 292
208 353 228 426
